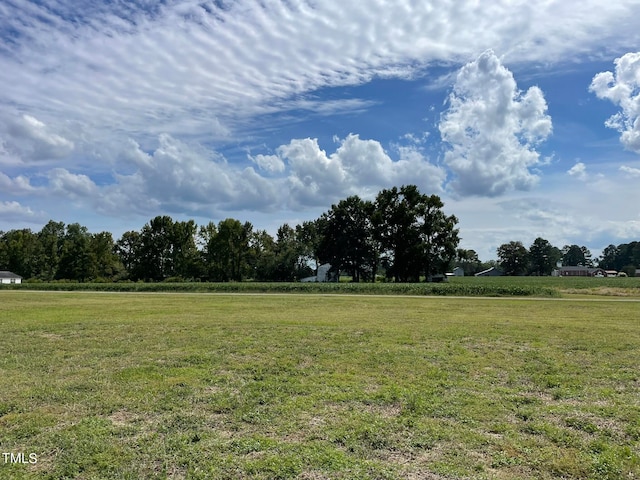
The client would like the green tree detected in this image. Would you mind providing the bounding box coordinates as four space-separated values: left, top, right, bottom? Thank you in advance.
137 216 175 281
319 196 376 282
562 244 592 267
203 218 253 281
249 229 277 281
528 237 561 275
296 220 323 273
270 224 311 281
115 230 142 279
170 220 199 279
0 228 40 278
88 232 124 280
57 223 91 281
415 193 459 280
454 248 482 276
598 244 619 270
36 220 65 280
372 185 458 282
497 241 529 276
616 241 640 272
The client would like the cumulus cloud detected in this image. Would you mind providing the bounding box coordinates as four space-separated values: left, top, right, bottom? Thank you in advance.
439 50 552 197
620 165 640 177
567 162 588 180
273 134 445 207
250 154 286 174
0 201 38 221
48 168 98 199
590 52 640 153
4 114 75 162
0 172 37 194
79 135 281 216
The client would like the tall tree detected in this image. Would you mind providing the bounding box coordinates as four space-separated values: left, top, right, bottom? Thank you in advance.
454 248 482 276
270 224 310 281
115 230 142 279
528 237 561 275
36 220 65 280
598 244 619 270
0 229 40 278
57 223 91 281
249 229 277 281
372 185 458 282
415 193 459 280
296 220 322 273
170 219 199 279
562 244 592 267
319 196 376 282
88 231 123 280
137 216 175 281
497 241 529 276
204 218 253 281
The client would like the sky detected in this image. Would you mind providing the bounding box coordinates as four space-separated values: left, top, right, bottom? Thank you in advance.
1 0 640 262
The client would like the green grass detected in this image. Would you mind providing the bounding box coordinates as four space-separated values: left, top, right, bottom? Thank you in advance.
1 291 639 479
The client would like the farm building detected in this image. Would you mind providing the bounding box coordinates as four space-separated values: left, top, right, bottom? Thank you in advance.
474 267 502 277
300 263 337 282
552 266 606 277
446 266 465 277
0 271 22 284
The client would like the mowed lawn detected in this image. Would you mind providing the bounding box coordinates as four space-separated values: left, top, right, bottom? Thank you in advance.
1 292 639 479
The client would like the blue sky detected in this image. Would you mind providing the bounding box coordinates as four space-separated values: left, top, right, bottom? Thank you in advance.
1 0 640 261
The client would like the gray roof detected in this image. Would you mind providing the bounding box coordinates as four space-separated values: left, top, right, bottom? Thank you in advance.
0 271 22 279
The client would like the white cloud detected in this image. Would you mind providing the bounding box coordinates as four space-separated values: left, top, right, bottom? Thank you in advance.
2 0 640 256
0 201 37 221
1 0 639 151
4 114 75 162
275 134 445 207
590 52 640 153
567 162 588 180
250 154 286 174
439 50 552 197
48 168 98 199
620 165 640 177
0 172 37 194
46 135 283 216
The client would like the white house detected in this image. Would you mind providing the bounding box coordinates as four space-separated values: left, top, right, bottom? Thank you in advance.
0 271 22 284
446 266 465 277
300 263 336 282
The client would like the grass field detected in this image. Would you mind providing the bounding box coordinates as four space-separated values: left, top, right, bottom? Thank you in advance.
1 291 639 479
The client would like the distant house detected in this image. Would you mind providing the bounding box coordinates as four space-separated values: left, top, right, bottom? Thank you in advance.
475 267 502 277
0 271 22 284
446 266 465 277
300 263 337 283
552 266 606 277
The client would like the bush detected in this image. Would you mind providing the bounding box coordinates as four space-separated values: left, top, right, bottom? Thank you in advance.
5 280 561 297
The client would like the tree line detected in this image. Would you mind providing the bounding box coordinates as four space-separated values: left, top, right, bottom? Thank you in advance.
0 185 461 283
495 238 640 276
